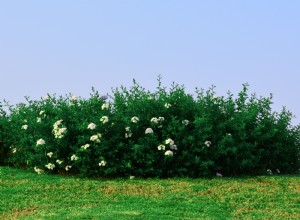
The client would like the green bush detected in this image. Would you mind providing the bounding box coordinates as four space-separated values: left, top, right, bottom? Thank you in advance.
1 77 299 177
0 102 10 165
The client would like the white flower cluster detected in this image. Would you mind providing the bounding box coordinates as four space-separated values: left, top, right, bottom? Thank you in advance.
150 117 164 124
87 123 96 130
12 148 17 154
164 103 172 108
101 103 109 110
65 165 72 171
90 133 101 143
157 144 166 151
37 117 42 123
182 120 189 126
213 95 219 100
165 138 177 150
56 159 63 165
165 150 173 156
145 128 154 134
81 144 90 150
125 127 132 138
53 120 67 139
71 154 78 161
36 138 45 146
34 167 44 174
131 116 139 123
157 138 178 156
45 163 55 170
98 160 106 167
39 110 46 117
204 141 211 147
100 116 109 124
266 169 273 175
21 125 28 130
47 152 53 158
216 172 223 177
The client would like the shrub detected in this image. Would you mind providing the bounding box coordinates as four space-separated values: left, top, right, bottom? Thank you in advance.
1 77 299 177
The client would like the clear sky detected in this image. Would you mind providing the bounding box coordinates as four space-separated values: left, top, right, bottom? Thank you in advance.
0 1 299 125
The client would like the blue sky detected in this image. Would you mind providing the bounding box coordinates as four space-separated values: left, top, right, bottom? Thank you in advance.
0 1 299 125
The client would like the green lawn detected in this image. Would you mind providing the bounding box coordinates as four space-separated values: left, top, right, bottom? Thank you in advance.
0 167 299 219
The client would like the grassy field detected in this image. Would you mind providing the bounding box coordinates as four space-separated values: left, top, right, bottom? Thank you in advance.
0 167 299 219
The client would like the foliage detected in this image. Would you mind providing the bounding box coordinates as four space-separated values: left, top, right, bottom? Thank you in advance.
0 76 299 177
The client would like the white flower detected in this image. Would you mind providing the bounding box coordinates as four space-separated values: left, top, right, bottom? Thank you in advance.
81 144 90 149
101 103 109 110
39 110 46 116
151 117 164 124
125 133 132 138
53 127 67 139
71 154 78 161
100 116 109 124
65 165 72 171
59 128 67 134
24 119 28 122
90 133 101 143
34 167 44 174
131 116 139 123
145 128 154 134
44 95 50 100
204 141 211 147
226 133 232 136
164 103 172 108
37 117 42 123
130 175 135 180
99 160 106 167
56 159 63 164
53 120 67 139
12 148 17 154
71 95 78 100
216 172 223 177
55 134 63 139
158 117 164 121
182 120 189 126
53 120 63 129
276 169 280 174
47 152 53 158
36 138 45 146
267 169 273 175
124 127 132 138
157 145 166 151
165 138 174 146
213 95 219 99
87 123 96 130
170 144 178 150
165 150 173 156
21 125 28 130
147 95 154 100
45 163 55 170
151 117 159 123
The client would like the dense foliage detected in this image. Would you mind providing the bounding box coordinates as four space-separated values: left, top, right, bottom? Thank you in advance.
1 77 299 177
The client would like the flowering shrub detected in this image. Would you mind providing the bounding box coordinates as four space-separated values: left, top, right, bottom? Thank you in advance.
0 78 299 177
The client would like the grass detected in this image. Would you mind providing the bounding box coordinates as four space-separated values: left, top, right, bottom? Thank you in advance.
0 167 299 219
